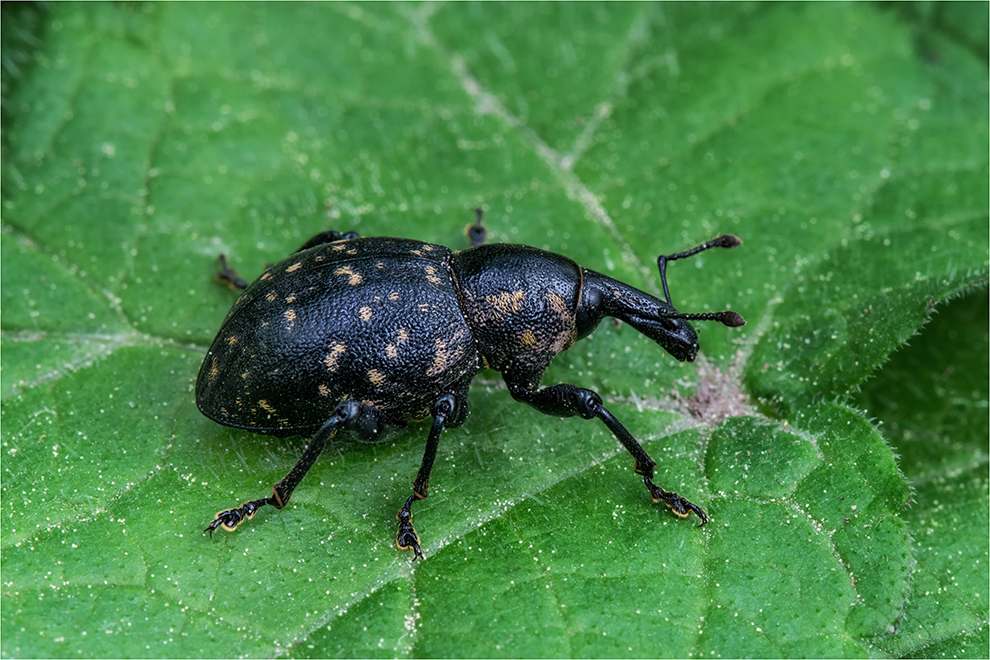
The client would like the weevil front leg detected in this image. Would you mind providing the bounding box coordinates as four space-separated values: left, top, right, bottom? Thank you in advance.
395 394 460 560
505 378 707 526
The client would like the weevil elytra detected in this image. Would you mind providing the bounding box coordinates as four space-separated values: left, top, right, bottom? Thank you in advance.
199 212 744 559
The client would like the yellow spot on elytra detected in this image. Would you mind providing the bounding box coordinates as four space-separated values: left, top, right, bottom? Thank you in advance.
427 342 447 376
424 266 440 284
285 293 297 303
367 369 386 387
258 400 276 414
226 335 238 346
242 371 249 379
266 291 278 302
385 344 398 358
546 290 568 314
389 291 400 301
427 336 465 377
334 266 363 285
324 343 346 371
260 272 272 281
208 357 219 380
332 244 347 251
318 384 331 396
286 262 303 273
410 249 423 256
359 306 373 322
520 329 537 347
397 328 409 343
284 309 297 331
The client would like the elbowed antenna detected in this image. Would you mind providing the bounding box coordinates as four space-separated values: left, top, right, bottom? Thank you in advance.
660 309 746 328
656 234 745 328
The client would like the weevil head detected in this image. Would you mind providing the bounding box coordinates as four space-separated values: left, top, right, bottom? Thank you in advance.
576 263 744 363
632 302 700 362
576 273 701 362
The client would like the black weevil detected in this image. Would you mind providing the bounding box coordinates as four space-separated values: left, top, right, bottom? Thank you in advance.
198 211 744 559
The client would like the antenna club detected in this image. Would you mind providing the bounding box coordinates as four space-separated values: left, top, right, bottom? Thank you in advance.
659 309 747 327
718 311 746 327
716 234 743 249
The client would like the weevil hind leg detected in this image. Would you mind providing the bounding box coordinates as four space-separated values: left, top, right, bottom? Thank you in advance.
216 254 249 290
205 401 385 536
504 375 707 526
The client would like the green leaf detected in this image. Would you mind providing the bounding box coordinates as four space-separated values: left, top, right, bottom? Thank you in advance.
854 291 989 658
2 3 986 658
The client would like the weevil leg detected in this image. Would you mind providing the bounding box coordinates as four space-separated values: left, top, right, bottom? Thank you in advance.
505 378 707 526
395 394 459 560
595 405 708 525
295 230 361 253
216 254 249 290
205 401 383 536
466 208 487 247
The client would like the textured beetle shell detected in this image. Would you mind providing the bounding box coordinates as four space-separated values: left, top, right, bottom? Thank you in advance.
196 238 480 436
451 244 580 380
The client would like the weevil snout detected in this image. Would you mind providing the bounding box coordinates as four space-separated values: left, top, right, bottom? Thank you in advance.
655 313 700 362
